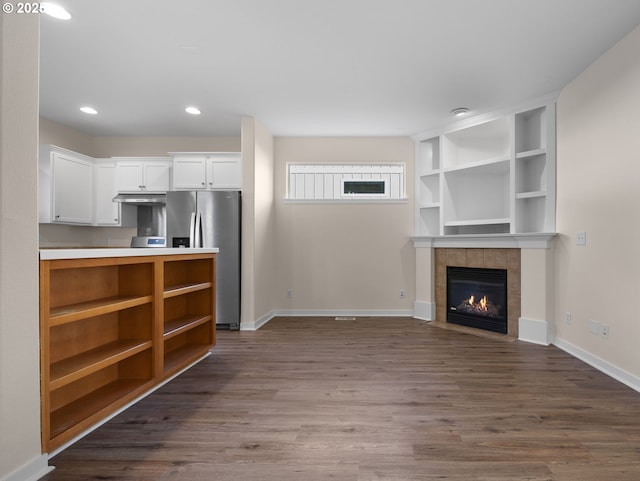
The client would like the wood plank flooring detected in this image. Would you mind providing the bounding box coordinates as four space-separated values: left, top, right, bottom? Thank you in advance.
43 317 640 480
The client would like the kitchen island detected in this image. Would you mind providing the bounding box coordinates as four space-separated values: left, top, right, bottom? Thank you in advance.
39 248 218 454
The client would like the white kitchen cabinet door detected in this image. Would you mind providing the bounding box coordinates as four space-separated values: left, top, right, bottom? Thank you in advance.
171 152 241 190
206 154 242 189
116 159 171 193
116 162 145 192
53 152 94 224
172 156 207 190
94 162 120 225
143 162 171 192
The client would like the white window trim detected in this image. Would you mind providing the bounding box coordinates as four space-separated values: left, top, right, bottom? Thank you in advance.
286 162 407 203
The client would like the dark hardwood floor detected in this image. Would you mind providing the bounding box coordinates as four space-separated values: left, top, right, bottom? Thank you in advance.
43 317 640 480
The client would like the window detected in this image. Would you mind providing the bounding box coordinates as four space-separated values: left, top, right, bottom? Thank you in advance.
342 180 387 197
287 163 406 202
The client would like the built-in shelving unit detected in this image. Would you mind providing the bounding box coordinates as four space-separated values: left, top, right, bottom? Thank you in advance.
40 252 216 453
162 258 215 377
414 98 556 236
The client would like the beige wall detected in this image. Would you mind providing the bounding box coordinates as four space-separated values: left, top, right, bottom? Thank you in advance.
273 137 415 313
555 24 640 378
91 136 240 158
240 117 277 328
40 117 94 154
0 12 49 480
39 117 240 158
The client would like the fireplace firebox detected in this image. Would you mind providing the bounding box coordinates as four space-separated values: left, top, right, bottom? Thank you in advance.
446 266 507 334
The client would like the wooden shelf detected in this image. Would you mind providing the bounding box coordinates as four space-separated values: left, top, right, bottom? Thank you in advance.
164 315 212 340
163 282 212 299
50 295 153 326
50 340 152 390
40 252 216 453
50 379 150 439
164 344 210 375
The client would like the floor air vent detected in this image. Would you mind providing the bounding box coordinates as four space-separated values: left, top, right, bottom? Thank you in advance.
335 316 356 320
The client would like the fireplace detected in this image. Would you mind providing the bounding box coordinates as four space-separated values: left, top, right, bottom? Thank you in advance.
446 266 508 334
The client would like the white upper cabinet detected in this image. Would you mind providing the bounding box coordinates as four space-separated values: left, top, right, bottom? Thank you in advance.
414 97 556 236
172 155 207 189
115 158 171 193
39 146 94 225
171 152 241 190
94 161 119 225
92 160 135 227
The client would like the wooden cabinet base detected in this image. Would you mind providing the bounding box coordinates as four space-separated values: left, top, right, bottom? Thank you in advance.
40 252 216 453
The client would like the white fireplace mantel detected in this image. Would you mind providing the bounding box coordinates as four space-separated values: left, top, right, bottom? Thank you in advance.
411 233 556 250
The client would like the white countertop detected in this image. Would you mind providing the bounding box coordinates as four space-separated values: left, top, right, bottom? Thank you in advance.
39 247 219 260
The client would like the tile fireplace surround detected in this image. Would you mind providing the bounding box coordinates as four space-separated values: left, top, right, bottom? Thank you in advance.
435 248 520 337
412 234 556 344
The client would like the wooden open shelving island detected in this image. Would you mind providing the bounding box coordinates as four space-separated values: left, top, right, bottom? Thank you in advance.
39 248 217 454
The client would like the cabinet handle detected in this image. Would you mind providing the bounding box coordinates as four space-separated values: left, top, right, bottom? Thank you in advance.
201 182 206 186
55 215 60 219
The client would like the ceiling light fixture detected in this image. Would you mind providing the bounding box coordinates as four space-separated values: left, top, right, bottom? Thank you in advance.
80 106 98 115
451 107 470 117
41 2 72 20
185 106 201 115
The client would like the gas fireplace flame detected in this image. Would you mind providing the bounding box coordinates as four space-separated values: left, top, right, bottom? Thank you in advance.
466 294 489 311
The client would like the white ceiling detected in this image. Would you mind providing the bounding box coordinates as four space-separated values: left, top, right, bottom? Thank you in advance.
39 0 640 138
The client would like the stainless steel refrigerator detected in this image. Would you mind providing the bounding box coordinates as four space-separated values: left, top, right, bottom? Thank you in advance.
166 191 241 330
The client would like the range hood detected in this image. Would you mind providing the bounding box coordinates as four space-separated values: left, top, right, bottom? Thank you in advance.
112 193 166 205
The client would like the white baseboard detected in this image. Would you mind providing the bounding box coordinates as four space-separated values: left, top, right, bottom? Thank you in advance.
239 309 414 331
240 311 276 331
553 337 640 394
413 301 435 321
1 454 53 481
518 317 551 345
278 309 414 318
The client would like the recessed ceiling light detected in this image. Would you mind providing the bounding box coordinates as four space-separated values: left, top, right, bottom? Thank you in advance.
185 106 201 115
80 106 98 115
451 107 470 117
41 2 71 20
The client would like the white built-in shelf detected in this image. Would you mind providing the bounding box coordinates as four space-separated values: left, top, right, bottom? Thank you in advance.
413 96 556 237
444 218 511 227
420 202 440 209
443 157 510 175
516 148 546 159
516 190 546 199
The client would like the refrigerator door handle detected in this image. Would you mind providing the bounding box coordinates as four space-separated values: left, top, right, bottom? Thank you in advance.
195 211 203 247
189 212 196 248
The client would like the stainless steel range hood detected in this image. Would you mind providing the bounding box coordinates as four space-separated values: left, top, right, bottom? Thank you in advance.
113 193 166 205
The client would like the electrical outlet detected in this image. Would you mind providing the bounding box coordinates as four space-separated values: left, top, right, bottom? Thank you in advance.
589 319 599 335
576 231 587 246
600 323 609 339
400 289 406 299
565 311 572 325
